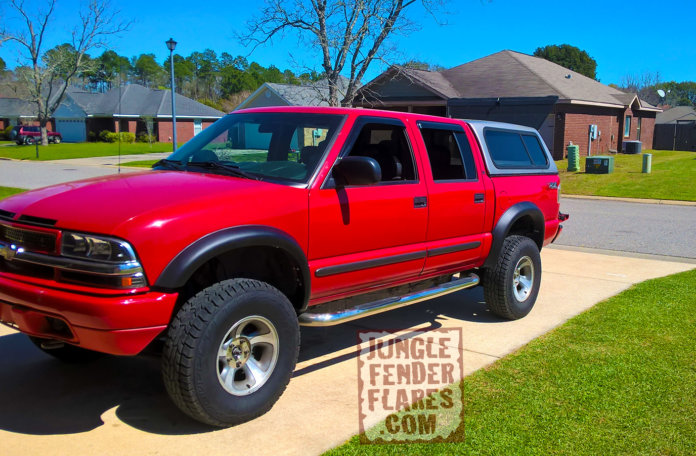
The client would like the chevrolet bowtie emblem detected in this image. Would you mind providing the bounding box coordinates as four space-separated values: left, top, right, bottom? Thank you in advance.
0 244 19 261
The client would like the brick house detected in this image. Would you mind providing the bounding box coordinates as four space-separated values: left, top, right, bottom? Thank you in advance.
355 50 661 159
0 84 224 143
54 84 224 143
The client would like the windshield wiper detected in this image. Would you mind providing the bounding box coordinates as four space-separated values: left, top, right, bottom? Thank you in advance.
186 161 261 180
152 159 185 170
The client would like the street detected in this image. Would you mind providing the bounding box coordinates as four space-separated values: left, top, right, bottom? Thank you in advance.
556 197 696 259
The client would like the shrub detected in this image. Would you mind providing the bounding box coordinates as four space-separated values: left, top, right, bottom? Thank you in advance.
0 125 13 140
119 132 135 143
99 130 118 142
98 131 135 143
87 131 98 142
136 132 156 143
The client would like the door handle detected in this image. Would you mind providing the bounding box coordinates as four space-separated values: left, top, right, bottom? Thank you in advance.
474 193 485 204
414 196 427 208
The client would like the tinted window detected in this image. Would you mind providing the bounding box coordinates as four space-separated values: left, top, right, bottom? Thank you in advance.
521 134 548 166
345 122 416 182
168 112 344 183
485 129 548 169
420 127 477 181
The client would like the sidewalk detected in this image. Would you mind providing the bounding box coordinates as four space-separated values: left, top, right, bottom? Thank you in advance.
44 152 170 167
0 248 692 456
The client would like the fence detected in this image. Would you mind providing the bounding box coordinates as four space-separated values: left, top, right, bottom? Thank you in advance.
653 122 696 151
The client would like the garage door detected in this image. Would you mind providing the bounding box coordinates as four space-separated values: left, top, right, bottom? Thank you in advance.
56 119 86 142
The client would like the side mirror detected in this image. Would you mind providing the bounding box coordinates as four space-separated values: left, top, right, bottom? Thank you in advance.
332 156 381 187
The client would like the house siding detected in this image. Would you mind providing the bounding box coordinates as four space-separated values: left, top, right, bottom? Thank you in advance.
551 104 656 159
158 119 197 143
554 105 623 159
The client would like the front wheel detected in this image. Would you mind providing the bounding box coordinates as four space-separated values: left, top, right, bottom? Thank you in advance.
162 278 299 427
53 137 61 144
483 235 542 320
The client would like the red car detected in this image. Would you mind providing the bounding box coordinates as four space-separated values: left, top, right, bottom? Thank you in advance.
0 107 566 426
10 125 62 145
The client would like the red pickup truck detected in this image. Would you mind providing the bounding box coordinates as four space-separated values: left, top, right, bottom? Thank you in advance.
0 107 566 426
10 125 62 145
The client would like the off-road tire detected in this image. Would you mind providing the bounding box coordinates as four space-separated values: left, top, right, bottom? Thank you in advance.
162 278 300 427
28 336 103 363
483 235 541 320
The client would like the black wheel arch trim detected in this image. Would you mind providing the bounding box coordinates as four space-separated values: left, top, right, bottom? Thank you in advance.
483 202 545 269
154 225 311 310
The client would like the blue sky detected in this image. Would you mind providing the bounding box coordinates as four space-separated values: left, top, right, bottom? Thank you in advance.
1 0 694 86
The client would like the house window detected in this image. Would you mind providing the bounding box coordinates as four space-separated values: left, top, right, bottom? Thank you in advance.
194 119 202 136
636 117 641 141
624 116 631 137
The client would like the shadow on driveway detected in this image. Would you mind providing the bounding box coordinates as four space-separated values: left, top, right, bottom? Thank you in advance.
0 287 498 436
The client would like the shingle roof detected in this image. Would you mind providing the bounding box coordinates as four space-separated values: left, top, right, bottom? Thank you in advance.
239 76 355 109
360 50 660 111
656 106 696 124
67 84 224 118
0 98 36 117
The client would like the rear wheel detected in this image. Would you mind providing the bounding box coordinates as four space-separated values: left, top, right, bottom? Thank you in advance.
483 235 541 320
28 336 103 363
162 278 299 427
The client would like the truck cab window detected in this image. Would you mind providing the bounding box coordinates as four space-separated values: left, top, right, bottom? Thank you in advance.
420 127 477 181
346 122 416 182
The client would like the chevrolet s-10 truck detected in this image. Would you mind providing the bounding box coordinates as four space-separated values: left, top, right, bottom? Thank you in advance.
0 107 567 426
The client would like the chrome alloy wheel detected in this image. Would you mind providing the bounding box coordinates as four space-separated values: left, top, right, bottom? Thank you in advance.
217 315 279 396
512 256 534 302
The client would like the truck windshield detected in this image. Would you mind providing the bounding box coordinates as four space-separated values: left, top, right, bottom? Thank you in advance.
163 112 345 184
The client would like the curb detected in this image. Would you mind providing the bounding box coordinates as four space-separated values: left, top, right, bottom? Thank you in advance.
562 194 696 207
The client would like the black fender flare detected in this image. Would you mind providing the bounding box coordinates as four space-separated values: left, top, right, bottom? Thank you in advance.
483 202 545 269
154 225 310 309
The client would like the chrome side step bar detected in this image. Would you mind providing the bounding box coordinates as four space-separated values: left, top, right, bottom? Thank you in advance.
298 273 479 327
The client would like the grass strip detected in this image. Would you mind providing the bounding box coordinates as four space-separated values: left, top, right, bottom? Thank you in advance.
326 268 696 455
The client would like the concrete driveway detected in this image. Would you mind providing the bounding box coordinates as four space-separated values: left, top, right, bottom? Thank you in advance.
0 248 692 456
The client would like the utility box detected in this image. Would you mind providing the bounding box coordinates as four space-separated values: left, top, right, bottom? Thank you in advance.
567 144 580 172
623 140 642 154
585 156 614 174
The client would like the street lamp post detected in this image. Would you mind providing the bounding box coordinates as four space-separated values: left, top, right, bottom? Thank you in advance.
166 37 177 152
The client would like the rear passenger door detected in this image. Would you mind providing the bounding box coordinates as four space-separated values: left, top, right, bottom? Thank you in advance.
308 117 428 300
416 121 486 274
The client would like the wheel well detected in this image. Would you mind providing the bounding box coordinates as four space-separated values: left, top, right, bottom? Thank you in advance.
175 246 306 314
507 215 543 250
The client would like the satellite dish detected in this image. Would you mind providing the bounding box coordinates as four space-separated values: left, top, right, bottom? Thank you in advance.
657 89 666 98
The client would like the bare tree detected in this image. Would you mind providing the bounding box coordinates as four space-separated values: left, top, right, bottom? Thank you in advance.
241 0 445 107
1 0 128 145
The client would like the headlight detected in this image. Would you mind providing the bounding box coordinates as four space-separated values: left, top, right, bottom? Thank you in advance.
59 232 146 289
61 232 137 262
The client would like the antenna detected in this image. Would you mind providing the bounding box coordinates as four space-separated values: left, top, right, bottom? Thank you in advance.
657 89 666 98
118 67 122 174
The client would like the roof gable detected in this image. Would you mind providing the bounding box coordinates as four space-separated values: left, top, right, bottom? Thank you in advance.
360 50 661 112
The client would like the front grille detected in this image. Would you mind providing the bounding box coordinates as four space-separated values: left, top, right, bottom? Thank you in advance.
0 224 57 253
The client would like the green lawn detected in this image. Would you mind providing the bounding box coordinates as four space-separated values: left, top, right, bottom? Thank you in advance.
327 268 696 455
0 142 174 161
0 186 26 199
557 150 696 201
120 159 158 168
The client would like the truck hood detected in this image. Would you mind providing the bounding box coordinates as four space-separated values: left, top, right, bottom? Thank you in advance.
0 170 298 234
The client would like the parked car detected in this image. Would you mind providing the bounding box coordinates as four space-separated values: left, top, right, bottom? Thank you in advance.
0 106 567 427
11 125 62 145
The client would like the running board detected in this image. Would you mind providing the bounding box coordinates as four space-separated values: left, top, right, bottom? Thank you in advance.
298 273 479 327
